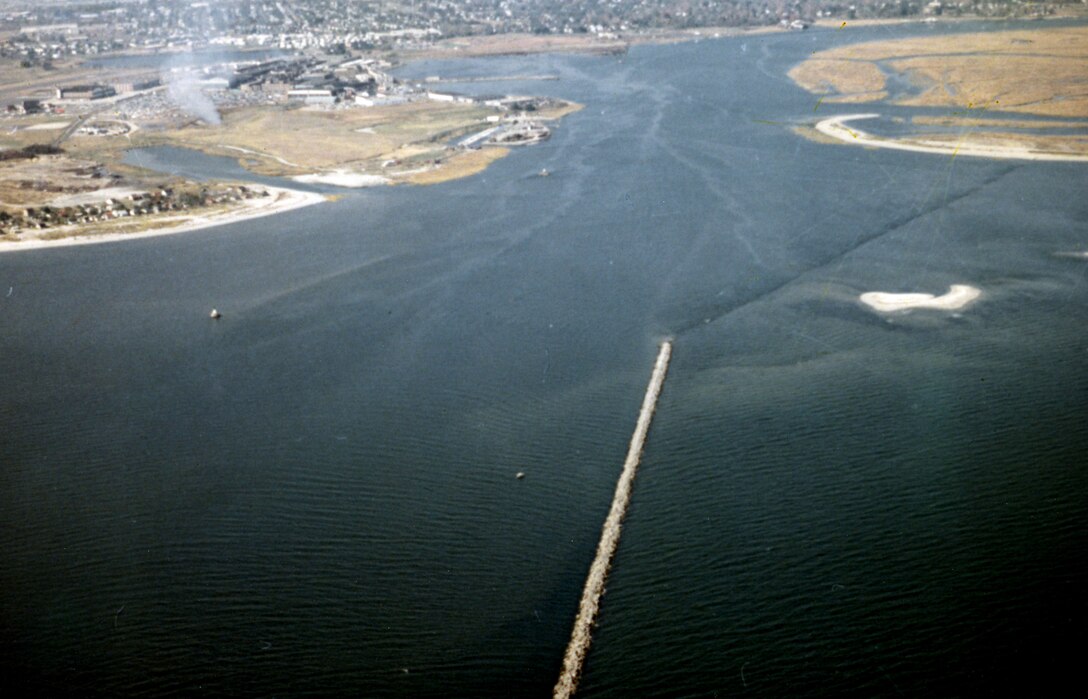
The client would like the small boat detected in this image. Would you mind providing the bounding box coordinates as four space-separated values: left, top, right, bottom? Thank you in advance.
516 472 526 480
538 168 549 177
209 308 222 319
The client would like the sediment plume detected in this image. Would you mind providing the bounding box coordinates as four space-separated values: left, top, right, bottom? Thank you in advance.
553 340 672 699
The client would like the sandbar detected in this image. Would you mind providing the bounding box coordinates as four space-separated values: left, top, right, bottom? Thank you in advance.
860 284 981 312
815 114 1088 162
0 185 325 254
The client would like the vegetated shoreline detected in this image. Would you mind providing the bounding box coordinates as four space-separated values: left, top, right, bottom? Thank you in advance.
815 114 1088 162
0 185 325 254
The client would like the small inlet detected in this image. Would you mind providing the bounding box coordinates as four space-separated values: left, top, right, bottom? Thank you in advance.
553 340 672 699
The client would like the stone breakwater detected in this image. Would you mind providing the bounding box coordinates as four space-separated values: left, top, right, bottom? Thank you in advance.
553 341 673 699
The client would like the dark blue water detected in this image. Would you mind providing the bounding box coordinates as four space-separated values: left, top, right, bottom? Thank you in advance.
3 23 1087 697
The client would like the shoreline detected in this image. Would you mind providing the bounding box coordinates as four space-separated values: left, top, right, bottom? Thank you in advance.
0 185 325 254
860 284 981 312
815 114 1088 162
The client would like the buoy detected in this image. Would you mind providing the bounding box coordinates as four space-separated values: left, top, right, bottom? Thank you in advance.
209 309 221 319
516 472 526 479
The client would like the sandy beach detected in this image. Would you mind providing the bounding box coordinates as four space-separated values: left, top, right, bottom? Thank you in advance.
860 284 981 312
0 185 325 254
816 114 1088 162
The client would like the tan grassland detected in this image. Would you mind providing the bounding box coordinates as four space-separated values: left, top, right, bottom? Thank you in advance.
912 115 1086 129
823 90 889 104
404 147 510 185
790 26 1088 118
828 26 1088 61
787 59 887 98
888 54 1088 116
790 26 1088 158
130 101 494 176
122 98 578 186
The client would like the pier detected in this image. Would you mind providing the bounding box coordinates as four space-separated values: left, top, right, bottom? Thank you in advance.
553 340 673 699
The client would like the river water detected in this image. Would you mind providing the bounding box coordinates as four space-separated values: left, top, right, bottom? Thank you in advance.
2 22 1086 697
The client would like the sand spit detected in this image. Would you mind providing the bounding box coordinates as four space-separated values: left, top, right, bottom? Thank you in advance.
291 171 390 187
554 341 672 699
815 114 1088 162
860 284 981 312
0 186 325 254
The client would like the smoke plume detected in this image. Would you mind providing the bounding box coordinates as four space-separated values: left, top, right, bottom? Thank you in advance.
163 63 221 126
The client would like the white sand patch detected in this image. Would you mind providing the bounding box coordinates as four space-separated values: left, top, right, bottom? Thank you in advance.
815 114 1088 162
291 171 389 187
860 284 981 312
0 186 325 254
